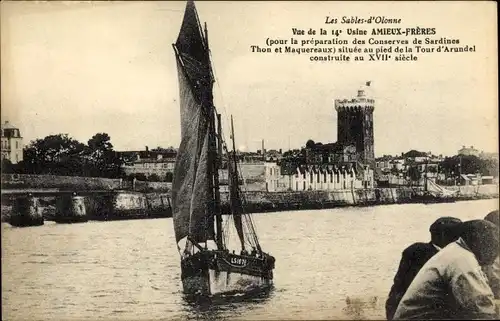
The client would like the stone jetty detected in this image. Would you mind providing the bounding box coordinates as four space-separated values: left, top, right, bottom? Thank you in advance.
54 194 88 223
9 195 44 227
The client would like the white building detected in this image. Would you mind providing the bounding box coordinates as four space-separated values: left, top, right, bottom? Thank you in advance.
458 145 480 157
220 161 375 192
121 154 175 180
280 164 374 192
1 121 23 164
265 162 281 192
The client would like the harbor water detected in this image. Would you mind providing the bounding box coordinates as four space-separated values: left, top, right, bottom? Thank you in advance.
2 199 498 320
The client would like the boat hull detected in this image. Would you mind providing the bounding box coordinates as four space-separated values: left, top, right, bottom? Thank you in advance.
181 250 274 296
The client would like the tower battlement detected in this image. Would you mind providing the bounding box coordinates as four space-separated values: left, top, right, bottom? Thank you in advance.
334 104 375 112
334 89 375 111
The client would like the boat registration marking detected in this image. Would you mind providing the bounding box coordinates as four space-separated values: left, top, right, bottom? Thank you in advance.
230 257 248 266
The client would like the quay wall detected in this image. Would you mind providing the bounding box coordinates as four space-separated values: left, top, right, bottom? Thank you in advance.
2 185 498 223
447 184 499 197
218 187 417 212
73 192 172 221
1 192 171 223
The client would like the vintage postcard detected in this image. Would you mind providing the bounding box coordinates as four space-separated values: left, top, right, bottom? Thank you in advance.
1 1 498 320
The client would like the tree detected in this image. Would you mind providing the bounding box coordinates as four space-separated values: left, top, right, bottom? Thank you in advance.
439 155 498 178
22 134 86 175
88 133 113 151
407 166 421 182
305 139 316 149
20 132 124 178
85 133 123 178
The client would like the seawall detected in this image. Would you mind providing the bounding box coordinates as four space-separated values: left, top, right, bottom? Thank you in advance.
218 185 499 214
1 192 172 223
2 185 498 224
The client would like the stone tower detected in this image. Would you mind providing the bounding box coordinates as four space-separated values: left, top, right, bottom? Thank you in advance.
334 88 375 165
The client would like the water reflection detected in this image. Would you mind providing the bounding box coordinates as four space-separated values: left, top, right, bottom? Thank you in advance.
181 287 274 320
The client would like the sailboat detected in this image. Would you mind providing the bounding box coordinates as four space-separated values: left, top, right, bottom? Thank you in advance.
171 1 275 296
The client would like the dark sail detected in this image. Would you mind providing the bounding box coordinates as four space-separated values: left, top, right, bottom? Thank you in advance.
172 0 215 244
228 156 246 250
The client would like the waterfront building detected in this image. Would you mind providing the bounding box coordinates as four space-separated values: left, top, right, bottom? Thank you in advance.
1 121 23 164
118 146 176 181
265 162 282 192
280 164 374 192
222 160 375 192
458 145 480 157
218 161 268 192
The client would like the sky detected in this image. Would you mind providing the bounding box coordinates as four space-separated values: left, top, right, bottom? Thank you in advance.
1 1 498 157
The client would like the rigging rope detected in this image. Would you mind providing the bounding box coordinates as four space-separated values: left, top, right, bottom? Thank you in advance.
208 44 263 252
209 51 232 145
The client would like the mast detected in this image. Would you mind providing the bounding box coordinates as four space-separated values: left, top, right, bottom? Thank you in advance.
204 18 224 250
424 157 428 192
213 113 223 250
202 18 223 250
231 116 238 181
230 115 246 251
217 114 223 166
